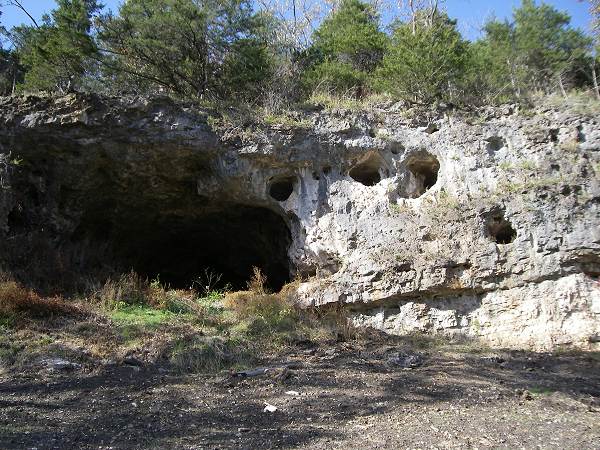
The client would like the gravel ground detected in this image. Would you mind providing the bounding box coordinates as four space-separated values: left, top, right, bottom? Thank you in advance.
1 336 599 449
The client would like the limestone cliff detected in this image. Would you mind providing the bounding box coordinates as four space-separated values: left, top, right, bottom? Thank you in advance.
0 93 598 350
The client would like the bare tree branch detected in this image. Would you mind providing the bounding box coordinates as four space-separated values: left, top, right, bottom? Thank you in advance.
7 0 39 28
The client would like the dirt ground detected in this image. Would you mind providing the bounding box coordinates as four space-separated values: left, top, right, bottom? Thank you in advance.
1 333 599 450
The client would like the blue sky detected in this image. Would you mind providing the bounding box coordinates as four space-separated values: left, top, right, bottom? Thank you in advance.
0 0 594 41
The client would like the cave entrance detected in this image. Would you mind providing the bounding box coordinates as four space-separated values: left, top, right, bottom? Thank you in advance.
407 154 440 198
349 153 385 186
78 204 292 292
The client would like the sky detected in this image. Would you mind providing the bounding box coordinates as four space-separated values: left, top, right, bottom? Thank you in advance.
0 0 595 41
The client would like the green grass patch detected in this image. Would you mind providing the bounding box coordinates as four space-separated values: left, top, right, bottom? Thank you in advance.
110 305 177 327
110 305 181 341
528 386 555 396
0 313 15 329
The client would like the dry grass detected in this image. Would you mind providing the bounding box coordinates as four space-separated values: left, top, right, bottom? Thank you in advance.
224 290 293 321
0 267 365 374
93 271 149 309
92 271 204 315
307 91 392 112
223 268 362 345
0 280 80 319
224 267 294 321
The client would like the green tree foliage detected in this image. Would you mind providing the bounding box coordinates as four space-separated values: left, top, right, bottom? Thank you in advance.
0 5 24 95
304 0 386 96
475 0 592 100
374 12 468 104
467 20 522 103
98 0 274 101
0 48 23 95
15 0 101 93
591 0 599 38
1 0 597 105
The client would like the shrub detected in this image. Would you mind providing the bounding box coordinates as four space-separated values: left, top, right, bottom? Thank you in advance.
95 271 214 318
224 290 295 323
246 266 269 295
224 267 294 323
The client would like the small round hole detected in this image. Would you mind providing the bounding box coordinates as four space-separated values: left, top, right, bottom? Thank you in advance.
269 177 295 202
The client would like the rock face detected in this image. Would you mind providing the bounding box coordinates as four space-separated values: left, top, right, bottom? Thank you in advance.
1 93 599 350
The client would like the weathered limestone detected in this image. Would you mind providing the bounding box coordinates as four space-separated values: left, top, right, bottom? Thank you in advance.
353 274 600 351
0 93 599 350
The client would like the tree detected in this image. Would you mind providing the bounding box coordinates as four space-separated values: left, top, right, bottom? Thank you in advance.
0 4 25 95
304 0 386 96
589 0 600 99
592 0 600 37
395 0 443 33
468 19 524 102
256 0 332 50
374 12 469 103
14 0 102 93
476 0 592 100
515 0 591 94
99 0 274 101
0 48 23 95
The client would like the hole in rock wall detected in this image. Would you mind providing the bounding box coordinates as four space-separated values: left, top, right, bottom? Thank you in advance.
76 204 292 292
406 154 440 197
389 142 405 155
349 155 383 186
7 206 27 233
269 177 296 202
576 125 586 143
486 136 505 154
486 212 516 245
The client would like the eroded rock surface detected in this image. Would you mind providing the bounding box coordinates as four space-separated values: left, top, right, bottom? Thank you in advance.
0 93 599 350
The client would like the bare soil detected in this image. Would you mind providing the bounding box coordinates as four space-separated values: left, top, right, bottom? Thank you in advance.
1 332 599 449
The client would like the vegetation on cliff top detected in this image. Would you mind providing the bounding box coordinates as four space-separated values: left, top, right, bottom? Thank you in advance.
0 0 599 108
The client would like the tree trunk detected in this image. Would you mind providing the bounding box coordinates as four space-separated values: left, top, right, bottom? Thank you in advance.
428 0 439 27
507 59 520 98
558 74 567 99
409 0 416 34
592 63 600 102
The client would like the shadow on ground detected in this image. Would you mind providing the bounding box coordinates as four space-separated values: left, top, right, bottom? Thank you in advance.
1 334 599 449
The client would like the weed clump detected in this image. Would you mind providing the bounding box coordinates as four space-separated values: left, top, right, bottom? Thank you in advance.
93 271 204 315
168 335 251 373
0 266 363 374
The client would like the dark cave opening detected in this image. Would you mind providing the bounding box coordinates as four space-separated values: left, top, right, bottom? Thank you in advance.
77 205 292 292
349 155 383 186
407 154 440 197
269 176 296 202
486 212 517 245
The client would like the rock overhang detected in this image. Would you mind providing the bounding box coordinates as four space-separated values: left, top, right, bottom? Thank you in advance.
1 93 599 349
